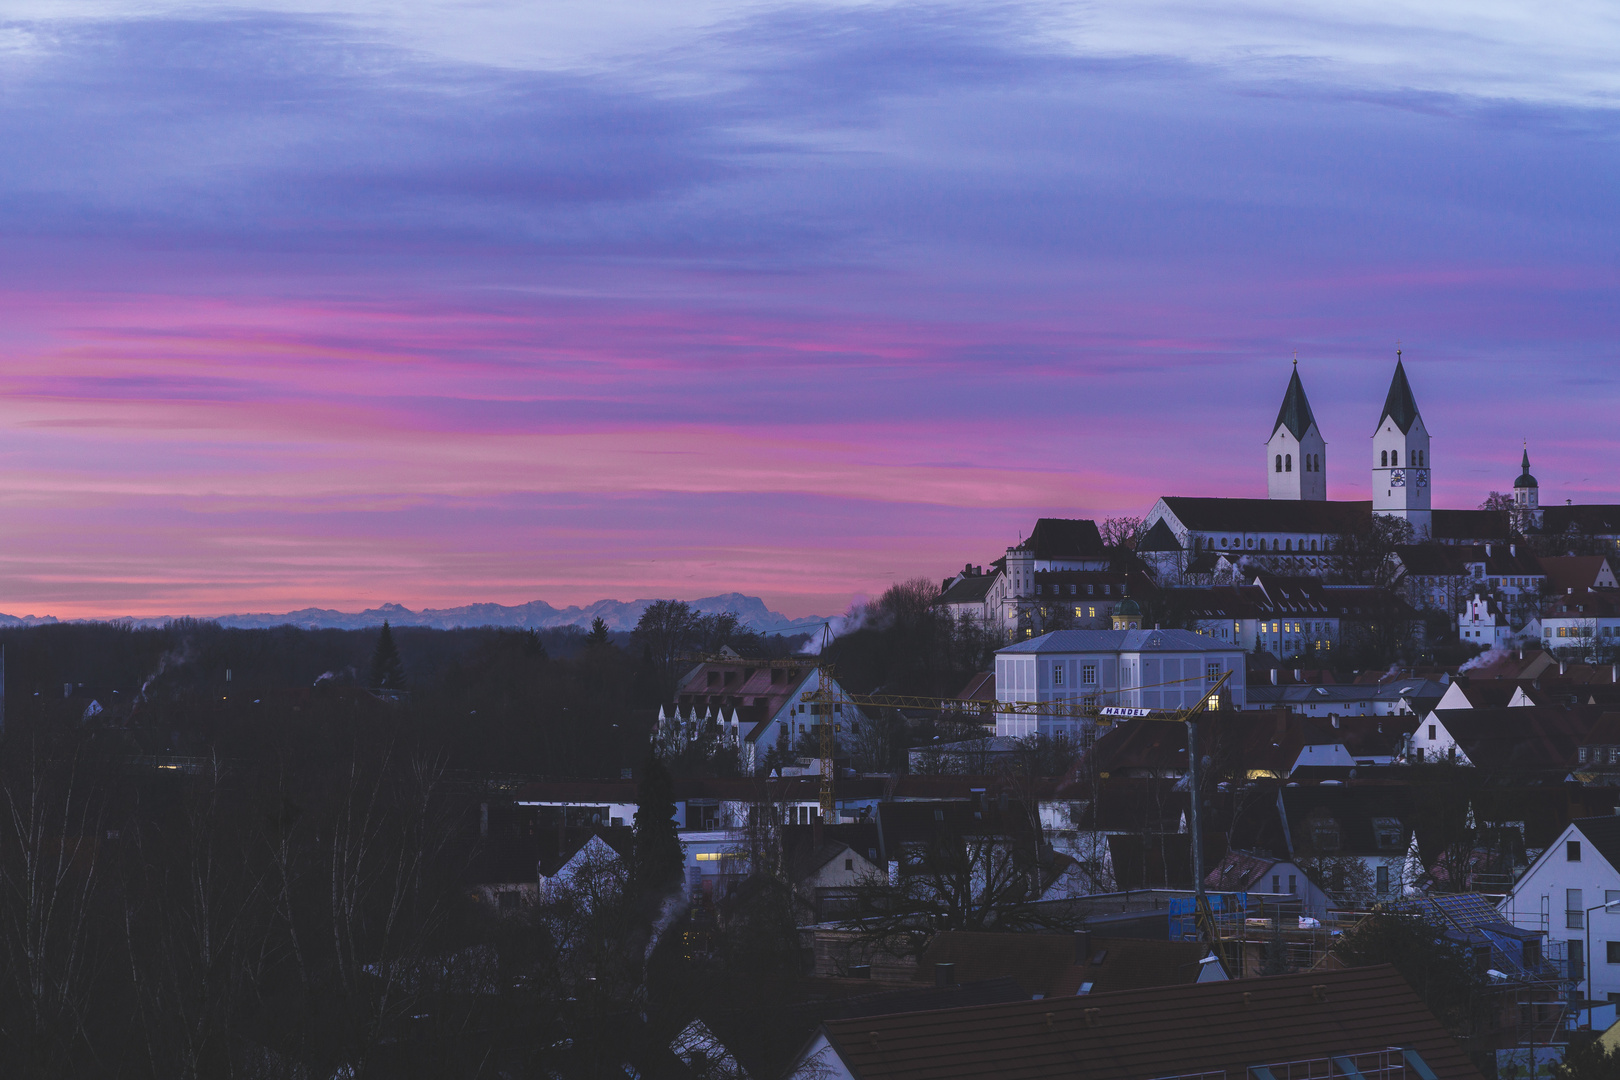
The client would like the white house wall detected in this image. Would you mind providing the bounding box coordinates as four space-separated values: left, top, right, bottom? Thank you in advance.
1501 823 1620 1000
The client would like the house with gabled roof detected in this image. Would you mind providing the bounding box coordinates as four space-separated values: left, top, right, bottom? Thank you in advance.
1501 815 1620 1005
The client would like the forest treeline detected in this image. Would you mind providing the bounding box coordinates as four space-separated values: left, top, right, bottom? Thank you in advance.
0 590 1004 1077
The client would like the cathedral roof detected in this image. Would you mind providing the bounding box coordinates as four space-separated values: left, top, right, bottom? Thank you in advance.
1135 518 1184 553
1156 497 1371 535
1271 364 1317 441
1377 358 1422 434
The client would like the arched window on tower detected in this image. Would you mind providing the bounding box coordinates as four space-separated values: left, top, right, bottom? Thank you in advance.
1275 455 1282 473
1381 451 1388 466
1285 454 1292 472
1418 450 1424 466
1391 450 1399 467
1310 539 1318 551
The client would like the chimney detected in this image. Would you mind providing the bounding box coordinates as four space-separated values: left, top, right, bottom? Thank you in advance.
1510 544 1517 557
935 962 956 986
1485 544 1492 557
1271 669 1279 686
480 802 489 838
1331 714 1339 729
1074 930 1093 964
813 814 823 850
1294 669 1303 682
1561 661 1567 676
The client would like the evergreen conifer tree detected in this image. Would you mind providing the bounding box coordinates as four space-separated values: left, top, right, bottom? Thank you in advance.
586 617 611 650
369 621 407 690
632 755 682 894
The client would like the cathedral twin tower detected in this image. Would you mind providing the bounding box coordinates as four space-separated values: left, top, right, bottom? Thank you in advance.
1266 357 1433 536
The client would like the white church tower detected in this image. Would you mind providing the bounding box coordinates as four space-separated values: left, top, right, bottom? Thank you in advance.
1266 360 1326 501
1372 353 1431 538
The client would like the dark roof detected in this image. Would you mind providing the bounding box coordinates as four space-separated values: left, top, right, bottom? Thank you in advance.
1431 509 1512 542
1023 518 1108 559
955 671 995 701
1394 543 1542 578
1159 497 1372 535
1541 556 1616 594
938 574 995 605
1106 833 1195 888
1135 518 1183 553
813 964 1481 1080
915 932 1213 997
1432 705 1607 771
700 978 1027 1080
1378 358 1423 434
1544 588 1620 619
1273 364 1318 440
1573 815 1620 874
1281 784 1413 855
1539 504 1620 537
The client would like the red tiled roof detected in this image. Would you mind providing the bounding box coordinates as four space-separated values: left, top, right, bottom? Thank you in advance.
813 964 1480 1080
914 932 1212 998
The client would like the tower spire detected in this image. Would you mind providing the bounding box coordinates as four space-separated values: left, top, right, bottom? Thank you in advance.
1377 352 1421 434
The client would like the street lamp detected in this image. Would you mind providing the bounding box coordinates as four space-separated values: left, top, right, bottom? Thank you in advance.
1582 898 1620 1008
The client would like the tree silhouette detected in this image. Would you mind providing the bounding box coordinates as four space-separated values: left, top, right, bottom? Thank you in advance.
632 756 683 896
369 621 407 690
586 617 611 650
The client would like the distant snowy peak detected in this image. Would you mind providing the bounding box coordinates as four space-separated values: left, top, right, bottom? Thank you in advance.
194 594 829 634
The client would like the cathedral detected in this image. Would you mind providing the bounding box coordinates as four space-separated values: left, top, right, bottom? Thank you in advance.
1140 358 1620 577
1141 357 1501 576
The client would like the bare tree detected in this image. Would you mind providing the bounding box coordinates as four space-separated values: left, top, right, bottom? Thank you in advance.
0 745 103 1075
1099 517 1145 548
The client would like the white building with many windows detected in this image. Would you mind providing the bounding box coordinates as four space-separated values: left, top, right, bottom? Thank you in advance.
994 629 1246 738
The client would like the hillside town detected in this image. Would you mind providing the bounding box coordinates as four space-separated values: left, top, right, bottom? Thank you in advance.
454 359 1620 1078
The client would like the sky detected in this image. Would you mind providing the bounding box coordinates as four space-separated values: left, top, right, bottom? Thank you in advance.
0 0 1617 619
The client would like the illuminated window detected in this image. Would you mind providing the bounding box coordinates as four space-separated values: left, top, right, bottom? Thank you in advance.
1074 607 1083 617
695 852 724 862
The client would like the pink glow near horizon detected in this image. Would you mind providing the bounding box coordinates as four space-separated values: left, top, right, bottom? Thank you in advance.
0 5 1616 620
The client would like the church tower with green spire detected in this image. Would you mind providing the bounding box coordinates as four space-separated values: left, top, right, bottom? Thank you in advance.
1267 360 1326 501
1513 443 1541 530
1372 352 1432 537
